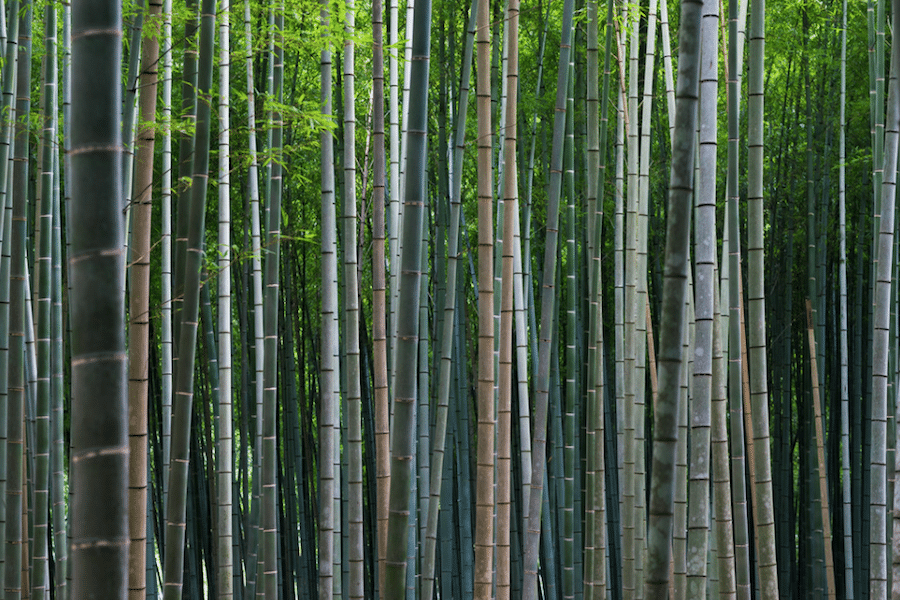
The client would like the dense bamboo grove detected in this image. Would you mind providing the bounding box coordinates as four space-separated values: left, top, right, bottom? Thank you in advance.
2 0 900 598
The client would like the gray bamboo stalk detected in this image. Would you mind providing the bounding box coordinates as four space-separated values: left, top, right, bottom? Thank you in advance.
874 3 900 595
120 9 143 217
420 1 477 597
242 0 263 589
642 0 702 576
711 276 737 600
634 0 658 584
382 0 431 594
340 0 364 595
622 0 640 593
614 14 626 583
261 10 283 598
746 0 779 593
521 1 575 597
563 59 576 600
686 0 716 595
387 0 399 368
217 1 234 597
127 2 161 597
584 2 600 597
474 0 495 589
160 0 173 513
69 2 128 598
161 0 217 596
659 0 676 136
241 3 265 576
726 0 751 593
372 0 389 592
318 1 338 596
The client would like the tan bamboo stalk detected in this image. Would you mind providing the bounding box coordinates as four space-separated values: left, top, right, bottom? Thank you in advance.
128 2 161 598
474 0 495 589
805 300 836 600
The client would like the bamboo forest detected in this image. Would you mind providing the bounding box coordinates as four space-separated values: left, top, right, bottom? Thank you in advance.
8 0 900 597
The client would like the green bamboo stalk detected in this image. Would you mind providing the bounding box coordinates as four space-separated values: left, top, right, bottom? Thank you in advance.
161 0 217 596
49 54 65 600
0 169 13 600
120 7 143 217
171 0 197 348
563 58 576 600
838 0 853 592
746 0 779 593
32 4 56 597
69 2 128 598
419 3 477 596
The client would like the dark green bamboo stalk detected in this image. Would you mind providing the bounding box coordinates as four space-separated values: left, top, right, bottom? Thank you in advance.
838 0 853 592
642 0 702 572
0 3 20 591
69 1 128 598
5 4 28 597
382 0 431 593
261 9 283 598
50 111 65 600
161 0 216 597
420 2 477 596
171 0 198 349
